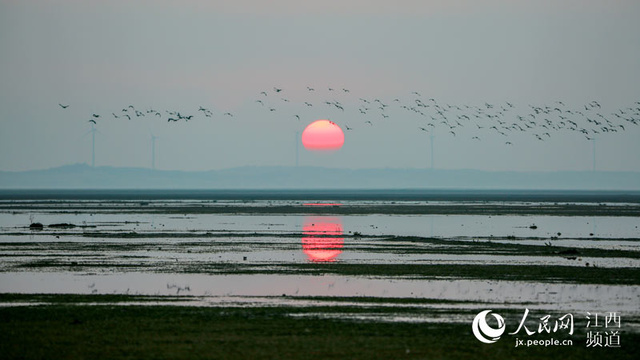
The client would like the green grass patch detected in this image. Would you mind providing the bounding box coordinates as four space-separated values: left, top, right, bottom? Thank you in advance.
0 305 638 360
184 263 640 285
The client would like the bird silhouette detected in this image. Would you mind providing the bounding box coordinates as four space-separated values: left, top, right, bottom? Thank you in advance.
59 104 69 109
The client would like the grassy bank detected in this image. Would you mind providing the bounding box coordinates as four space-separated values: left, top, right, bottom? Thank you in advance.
1 303 638 360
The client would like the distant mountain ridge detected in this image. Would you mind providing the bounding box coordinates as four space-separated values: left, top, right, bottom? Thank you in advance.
1 163 639 190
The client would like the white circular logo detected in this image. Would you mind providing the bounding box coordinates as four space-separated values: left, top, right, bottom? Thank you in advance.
472 310 506 344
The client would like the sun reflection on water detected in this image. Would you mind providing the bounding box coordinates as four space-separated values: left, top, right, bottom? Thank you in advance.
301 216 344 262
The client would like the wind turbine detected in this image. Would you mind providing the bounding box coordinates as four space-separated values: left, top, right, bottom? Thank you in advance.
151 133 158 170
82 123 101 167
429 134 435 169
591 137 596 172
295 131 300 167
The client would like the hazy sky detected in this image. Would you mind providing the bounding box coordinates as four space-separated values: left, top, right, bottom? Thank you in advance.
1 0 639 172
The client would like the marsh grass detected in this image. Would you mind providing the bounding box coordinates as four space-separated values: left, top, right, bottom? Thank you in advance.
1 304 638 360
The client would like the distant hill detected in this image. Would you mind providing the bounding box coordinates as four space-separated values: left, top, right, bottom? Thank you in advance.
1 163 639 190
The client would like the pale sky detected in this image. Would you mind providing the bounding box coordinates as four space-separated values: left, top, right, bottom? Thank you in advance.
1 0 639 172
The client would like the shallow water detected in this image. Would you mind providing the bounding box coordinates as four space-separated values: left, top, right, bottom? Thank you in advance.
1 206 639 269
1 272 638 314
1 197 639 329
2 210 639 239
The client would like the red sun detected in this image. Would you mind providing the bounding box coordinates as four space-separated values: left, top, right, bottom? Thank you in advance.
301 216 344 262
301 120 345 151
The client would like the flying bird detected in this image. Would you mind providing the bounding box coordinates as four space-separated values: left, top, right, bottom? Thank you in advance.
88 119 96 124
59 104 69 109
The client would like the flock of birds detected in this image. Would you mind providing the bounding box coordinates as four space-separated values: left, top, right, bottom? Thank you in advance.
60 103 235 124
59 86 640 145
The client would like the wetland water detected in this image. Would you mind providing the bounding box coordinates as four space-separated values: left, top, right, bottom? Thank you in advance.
1 190 639 327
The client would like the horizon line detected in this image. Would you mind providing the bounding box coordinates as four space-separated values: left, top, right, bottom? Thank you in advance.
2 163 640 174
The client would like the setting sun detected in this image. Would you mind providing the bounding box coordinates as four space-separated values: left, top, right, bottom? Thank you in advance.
301 120 345 151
